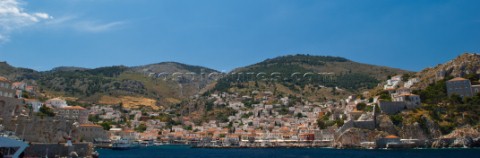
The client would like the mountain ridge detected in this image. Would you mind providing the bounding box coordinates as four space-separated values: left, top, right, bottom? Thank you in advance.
0 54 412 108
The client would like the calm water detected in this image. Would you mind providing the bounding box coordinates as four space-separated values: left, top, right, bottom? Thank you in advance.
97 145 480 158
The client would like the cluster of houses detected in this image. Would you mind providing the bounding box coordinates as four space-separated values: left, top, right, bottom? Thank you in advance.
0 74 427 148
4 73 480 149
378 75 422 115
0 76 108 144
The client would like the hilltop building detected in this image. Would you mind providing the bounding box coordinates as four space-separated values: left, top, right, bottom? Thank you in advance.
446 77 478 98
56 106 89 123
383 75 402 90
0 77 15 98
379 88 421 115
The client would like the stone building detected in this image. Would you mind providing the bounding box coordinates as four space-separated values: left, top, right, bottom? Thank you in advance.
56 106 89 123
0 77 15 98
76 124 109 142
392 94 421 107
446 77 473 98
375 135 401 148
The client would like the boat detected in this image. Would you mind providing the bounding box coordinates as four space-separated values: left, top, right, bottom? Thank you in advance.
140 139 154 147
111 138 140 150
153 141 164 146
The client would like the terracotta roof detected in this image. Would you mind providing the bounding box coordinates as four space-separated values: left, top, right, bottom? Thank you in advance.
0 77 10 82
48 98 65 101
398 94 419 97
124 129 135 133
80 124 102 128
385 135 399 139
449 77 468 82
61 106 86 110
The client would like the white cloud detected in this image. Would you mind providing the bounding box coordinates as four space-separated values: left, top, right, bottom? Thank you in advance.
33 13 51 19
45 15 127 33
74 20 126 32
0 0 51 43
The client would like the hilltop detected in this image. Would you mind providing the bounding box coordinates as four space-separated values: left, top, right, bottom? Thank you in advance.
212 54 409 101
0 62 219 108
0 54 410 109
415 53 480 88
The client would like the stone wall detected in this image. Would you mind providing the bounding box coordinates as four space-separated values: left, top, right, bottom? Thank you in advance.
24 143 93 158
378 100 421 115
378 101 407 115
353 120 375 130
0 96 83 144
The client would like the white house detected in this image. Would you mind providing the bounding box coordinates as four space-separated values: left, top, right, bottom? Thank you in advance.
45 98 68 108
384 75 402 90
25 99 43 112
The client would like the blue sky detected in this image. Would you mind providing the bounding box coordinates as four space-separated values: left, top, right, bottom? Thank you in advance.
0 0 479 72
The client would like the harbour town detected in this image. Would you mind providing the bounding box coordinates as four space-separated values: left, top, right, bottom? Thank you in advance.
1 54 480 157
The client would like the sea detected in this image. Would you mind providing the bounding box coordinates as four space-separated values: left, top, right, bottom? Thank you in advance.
97 145 480 158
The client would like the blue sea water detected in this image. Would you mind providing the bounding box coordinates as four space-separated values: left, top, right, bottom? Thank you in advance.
97 145 480 158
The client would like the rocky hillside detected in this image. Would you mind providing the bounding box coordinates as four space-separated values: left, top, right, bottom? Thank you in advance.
0 62 219 107
213 54 410 101
0 61 40 80
416 53 480 88
0 54 410 109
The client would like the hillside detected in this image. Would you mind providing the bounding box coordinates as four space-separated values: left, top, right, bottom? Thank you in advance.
0 62 219 108
0 55 410 109
395 53 480 135
415 53 480 88
212 54 410 101
0 61 40 80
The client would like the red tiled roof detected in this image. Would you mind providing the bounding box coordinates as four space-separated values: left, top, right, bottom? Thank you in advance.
0 77 10 82
80 124 102 128
61 106 86 110
385 135 399 139
449 77 468 81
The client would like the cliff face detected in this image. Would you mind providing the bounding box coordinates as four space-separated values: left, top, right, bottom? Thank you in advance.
434 126 480 148
334 128 387 148
376 115 397 135
399 115 442 140
443 126 480 138
399 122 429 140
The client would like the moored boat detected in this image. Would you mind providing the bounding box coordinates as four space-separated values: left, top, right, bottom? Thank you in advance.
111 138 140 150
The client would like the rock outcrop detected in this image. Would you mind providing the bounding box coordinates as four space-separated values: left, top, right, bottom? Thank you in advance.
416 53 480 88
334 128 387 148
439 126 480 148
376 115 397 135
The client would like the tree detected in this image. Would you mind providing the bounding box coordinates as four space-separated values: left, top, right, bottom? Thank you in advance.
135 123 147 132
335 119 344 127
356 103 367 111
38 105 55 117
402 73 412 82
465 73 479 83
448 94 463 105
100 122 112 130
378 91 392 101
317 119 326 129
296 113 304 118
